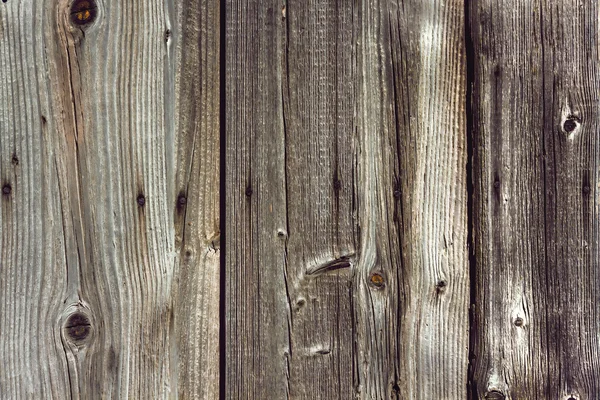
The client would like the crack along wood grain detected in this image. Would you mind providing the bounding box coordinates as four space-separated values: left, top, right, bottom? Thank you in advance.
0 0 219 398
469 0 600 398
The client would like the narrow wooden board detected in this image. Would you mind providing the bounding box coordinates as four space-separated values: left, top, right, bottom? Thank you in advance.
356 0 469 398
470 0 600 398
0 0 219 397
225 0 356 397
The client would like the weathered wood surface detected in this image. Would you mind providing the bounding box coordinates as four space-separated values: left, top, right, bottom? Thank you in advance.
0 0 219 398
6 0 599 398
469 0 600 398
225 0 356 398
226 0 469 398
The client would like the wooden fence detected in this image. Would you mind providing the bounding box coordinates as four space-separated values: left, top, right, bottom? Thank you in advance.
0 0 597 398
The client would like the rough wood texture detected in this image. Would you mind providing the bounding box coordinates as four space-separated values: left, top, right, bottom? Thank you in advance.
356 0 468 398
226 0 468 398
225 0 355 398
0 0 219 398
470 0 600 398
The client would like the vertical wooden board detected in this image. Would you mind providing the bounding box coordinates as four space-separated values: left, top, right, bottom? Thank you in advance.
225 1 289 397
170 0 221 398
470 0 600 398
282 1 356 398
355 0 468 398
226 0 357 398
0 0 219 398
0 2 71 398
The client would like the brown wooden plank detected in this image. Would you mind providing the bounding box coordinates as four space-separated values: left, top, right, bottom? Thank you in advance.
225 0 356 398
470 0 600 398
0 0 219 397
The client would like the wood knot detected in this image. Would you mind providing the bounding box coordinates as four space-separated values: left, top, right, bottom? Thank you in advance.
176 192 187 213
11 154 18 166
563 116 580 133
64 312 92 343
245 185 253 197
137 194 146 207
369 272 385 288
485 390 505 400
514 317 524 327
2 184 11 196
70 0 97 26
435 280 447 294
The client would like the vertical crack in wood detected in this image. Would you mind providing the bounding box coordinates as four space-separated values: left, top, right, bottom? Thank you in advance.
281 4 292 395
538 2 553 394
464 0 478 397
219 0 227 396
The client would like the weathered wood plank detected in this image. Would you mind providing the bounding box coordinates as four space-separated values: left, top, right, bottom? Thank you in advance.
226 0 468 398
170 0 221 398
225 0 356 398
0 0 219 398
470 0 600 398
356 0 469 398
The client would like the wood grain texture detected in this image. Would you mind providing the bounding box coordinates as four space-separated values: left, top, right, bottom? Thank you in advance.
226 0 468 398
356 0 468 398
225 0 356 398
0 0 219 398
470 0 600 398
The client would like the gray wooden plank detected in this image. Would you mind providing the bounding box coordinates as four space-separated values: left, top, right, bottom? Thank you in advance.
356 0 469 398
0 0 219 398
470 0 600 398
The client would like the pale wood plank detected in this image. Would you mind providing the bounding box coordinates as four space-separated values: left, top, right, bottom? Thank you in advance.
355 0 469 398
0 0 219 398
